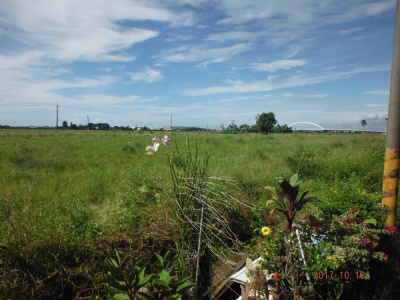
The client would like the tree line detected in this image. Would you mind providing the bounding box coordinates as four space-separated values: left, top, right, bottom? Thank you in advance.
225 112 292 133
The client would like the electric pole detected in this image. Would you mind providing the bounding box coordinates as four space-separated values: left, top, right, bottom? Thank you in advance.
382 0 400 226
56 104 59 131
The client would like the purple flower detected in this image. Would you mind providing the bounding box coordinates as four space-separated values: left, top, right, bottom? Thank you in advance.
162 135 171 146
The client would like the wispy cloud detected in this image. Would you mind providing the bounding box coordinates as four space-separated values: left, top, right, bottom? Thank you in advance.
251 60 307 72
0 0 395 129
130 67 163 83
158 43 251 65
339 27 364 36
0 0 194 64
365 90 390 95
183 65 389 96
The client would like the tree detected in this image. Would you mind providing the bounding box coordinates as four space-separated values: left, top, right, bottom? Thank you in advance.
255 112 277 133
274 124 293 133
227 120 239 133
239 124 251 132
361 119 367 133
62 120 68 128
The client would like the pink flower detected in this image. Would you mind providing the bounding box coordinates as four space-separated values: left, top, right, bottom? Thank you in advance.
273 272 279 282
351 207 358 213
360 236 373 245
301 213 307 220
384 253 389 260
152 137 158 143
384 226 397 235
162 135 171 146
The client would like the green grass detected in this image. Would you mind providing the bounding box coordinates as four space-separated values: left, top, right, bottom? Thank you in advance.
0 129 394 298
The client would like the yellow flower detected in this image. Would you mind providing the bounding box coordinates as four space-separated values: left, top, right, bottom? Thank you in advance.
261 226 272 236
326 255 337 264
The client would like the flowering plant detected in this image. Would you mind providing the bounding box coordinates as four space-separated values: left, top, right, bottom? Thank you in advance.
146 135 171 155
246 174 398 299
248 174 317 299
265 173 316 231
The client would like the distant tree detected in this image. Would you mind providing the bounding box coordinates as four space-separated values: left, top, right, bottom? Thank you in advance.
361 119 367 133
227 120 239 133
239 124 251 132
62 120 68 128
274 124 293 133
255 112 277 133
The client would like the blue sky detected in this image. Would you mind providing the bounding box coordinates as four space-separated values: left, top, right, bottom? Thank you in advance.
0 0 396 130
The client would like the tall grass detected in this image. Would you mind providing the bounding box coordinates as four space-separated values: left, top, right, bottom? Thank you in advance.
0 129 391 298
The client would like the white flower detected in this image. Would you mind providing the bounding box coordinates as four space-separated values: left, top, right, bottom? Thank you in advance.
153 142 160 152
146 146 154 155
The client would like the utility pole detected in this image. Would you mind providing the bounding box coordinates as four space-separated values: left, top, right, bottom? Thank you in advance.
87 115 90 134
382 0 400 226
56 104 59 132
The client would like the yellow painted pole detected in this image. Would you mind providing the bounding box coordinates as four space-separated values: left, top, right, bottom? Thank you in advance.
382 0 400 226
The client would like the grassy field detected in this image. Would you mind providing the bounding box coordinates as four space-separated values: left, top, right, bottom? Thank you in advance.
0 129 392 298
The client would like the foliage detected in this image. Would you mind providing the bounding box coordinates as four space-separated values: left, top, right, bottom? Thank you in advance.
255 112 277 133
273 124 293 133
169 137 243 299
361 119 367 131
0 129 393 298
98 250 195 299
265 173 316 231
246 173 399 300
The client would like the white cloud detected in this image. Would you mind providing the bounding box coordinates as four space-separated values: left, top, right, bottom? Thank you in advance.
251 60 307 72
206 30 264 41
365 90 390 95
159 43 251 65
215 0 395 25
130 67 163 83
339 27 364 36
0 0 195 64
183 65 390 96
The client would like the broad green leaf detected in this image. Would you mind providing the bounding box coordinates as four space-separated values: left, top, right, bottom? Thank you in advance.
155 279 170 288
113 293 131 300
363 218 377 226
138 274 152 286
159 269 171 284
176 282 196 292
289 173 300 186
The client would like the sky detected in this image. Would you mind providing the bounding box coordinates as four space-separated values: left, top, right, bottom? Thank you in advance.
0 0 397 130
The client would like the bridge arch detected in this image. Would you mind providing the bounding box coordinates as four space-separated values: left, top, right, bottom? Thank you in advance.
288 122 324 130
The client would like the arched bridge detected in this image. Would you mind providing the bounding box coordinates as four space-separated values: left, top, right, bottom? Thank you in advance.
287 122 386 134
288 122 324 130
